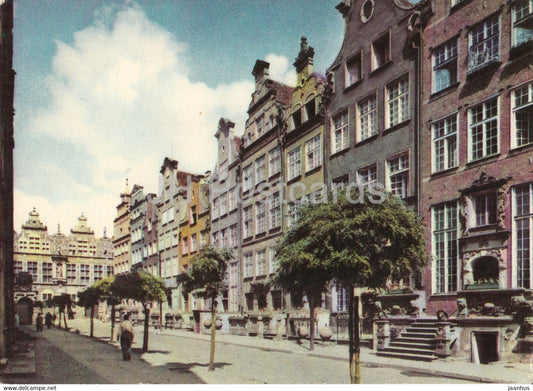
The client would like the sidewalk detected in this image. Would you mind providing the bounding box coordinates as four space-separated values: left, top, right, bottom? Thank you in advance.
66 317 532 384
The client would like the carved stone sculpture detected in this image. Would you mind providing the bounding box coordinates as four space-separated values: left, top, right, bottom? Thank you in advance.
457 298 468 317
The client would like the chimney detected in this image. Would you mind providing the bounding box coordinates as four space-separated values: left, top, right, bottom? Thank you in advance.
252 60 270 86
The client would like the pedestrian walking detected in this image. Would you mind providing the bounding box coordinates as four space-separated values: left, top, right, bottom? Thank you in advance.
117 314 134 361
45 312 53 329
36 313 44 332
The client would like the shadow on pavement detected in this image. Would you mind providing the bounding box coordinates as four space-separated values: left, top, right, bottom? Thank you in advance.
165 361 232 374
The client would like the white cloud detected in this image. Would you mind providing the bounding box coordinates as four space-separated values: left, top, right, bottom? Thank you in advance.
265 53 297 86
16 5 295 236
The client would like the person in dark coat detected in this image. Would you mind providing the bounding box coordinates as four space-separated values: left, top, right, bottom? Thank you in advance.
45 312 53 329
36 313 44 332
117 314 134 361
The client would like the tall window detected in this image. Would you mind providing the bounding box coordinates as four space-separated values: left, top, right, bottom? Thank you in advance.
357 94 378 141
269 248 279 274
67 264 77 284
371 31 390 71
512 82 533 148
475 193 497 227
305 135 321 172
469 15 500 71
433 203 458 293
357 164 377 186
256 115 265 137
243 206 253 238
93 265 103 281
512 0 533 48
332 112 349 153
255 155 266 184
42 263 53 283
27 262 38 283
432 114 458 172
269 192 281 229
244 253 254 278
287 202 300 227
243 165 254 192
219 160 228 181
220 192 228 216
255 202 266 234
14 261 23 276
287 147 301 181
80 264 90 284
269 147 281 176
107 266 113 276
386 76 409 128
333 285 348 312
469 98 499 161
256 249 267 276
345 53 362 87
191 233 198 252
228 188 236 211
433 39 458 93
229 224 238 247
387 154 409 198
212 197 220 220
514 184 532 288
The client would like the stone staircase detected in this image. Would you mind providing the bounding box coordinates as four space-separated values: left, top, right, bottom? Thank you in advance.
376 319 444 361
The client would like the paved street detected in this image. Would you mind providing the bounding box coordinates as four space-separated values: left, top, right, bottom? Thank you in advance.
2 321 479 384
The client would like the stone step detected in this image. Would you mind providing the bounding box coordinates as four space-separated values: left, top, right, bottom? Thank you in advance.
390 341 435 349
394 336 436 344
410 322 438 327
405 327 437 333
380 346 436 356
376 351 438 361
401 331 436 339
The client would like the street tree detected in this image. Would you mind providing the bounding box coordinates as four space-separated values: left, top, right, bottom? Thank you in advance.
77 286 100 337
274 202 332 351
111 271 166 352
276 188 425 383
93 276 120 341
183 246 232 371
53 293 72 329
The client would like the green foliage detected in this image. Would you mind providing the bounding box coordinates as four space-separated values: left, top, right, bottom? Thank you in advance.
77 286 100 308
275 188 426 292
52 293 72 312
93 275 120 305
111 271 166 305
183 246 233 299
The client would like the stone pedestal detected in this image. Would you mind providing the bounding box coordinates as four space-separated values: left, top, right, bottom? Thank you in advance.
374 320 390 351
435 321 453 357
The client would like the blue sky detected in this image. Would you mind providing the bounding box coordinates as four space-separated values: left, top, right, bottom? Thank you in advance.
13 0 344 236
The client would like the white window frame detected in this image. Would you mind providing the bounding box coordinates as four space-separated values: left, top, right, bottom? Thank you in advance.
243 164 254 192
468 15 500 72
511 81 533 149
256 249 267 276
432 38 458 93
345 52 362 88
513 183 533 289
287 146 301 181
332 112 349 153
243 206 253 238
357 94 378 141
255 155 266 184
244 253 255 278
387 153 409 198
255 202 266 234
432 113 458 173
386 76 410 128
305 135 322 172
468 97 499 162
269 147 281 176
357 164 377 186
432 202 459 294
269 192 281 229
512 0 533 48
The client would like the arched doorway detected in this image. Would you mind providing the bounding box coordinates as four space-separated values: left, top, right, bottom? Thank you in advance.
16 297 34 325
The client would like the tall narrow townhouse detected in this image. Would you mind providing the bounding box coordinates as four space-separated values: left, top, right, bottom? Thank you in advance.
283 37 327 309
156 158 190 311
240 60 293 320
210 118 242 313
325 0 428 315
420 0 533 362
130 185 146 271
113 182 132 274
179 173 210 313
141 193 159 277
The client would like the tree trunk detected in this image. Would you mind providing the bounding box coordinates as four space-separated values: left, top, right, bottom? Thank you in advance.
308 295 315 351
63 310 68 329
57 311 61 329
110 304 115 341
159 301 163 330
348 288 361 384
209 298 217 371
142 307 150 352
90 306 94 337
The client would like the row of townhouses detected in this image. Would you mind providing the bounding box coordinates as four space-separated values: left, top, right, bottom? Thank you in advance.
12 0 532 364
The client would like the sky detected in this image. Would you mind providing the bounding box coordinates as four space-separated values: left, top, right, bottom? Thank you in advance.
12 0 346 237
